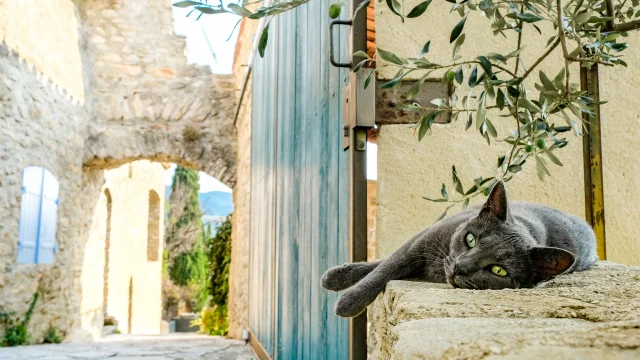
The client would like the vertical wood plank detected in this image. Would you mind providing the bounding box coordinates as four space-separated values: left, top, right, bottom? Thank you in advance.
249 0 350 358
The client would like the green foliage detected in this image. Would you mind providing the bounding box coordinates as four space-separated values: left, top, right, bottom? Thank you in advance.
168 166 202 240
113 329 121 334
0 292 39 347
190 215 233 336
43 327 62 344
193 305 229 336
207 215 232 307
166 166 209 311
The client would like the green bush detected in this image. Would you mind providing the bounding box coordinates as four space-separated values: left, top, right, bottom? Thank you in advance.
0 291 39 347
192 214 233 336
194 305 228 336
207 215 232 307
168 245 208 312
43 327 62 344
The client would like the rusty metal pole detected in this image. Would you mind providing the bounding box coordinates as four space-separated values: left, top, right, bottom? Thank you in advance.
580 64 606 259
348 2 371 359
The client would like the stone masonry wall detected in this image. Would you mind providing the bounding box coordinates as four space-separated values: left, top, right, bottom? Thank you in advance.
370 262 640 359
78 0 238 186
0 44 89 342
1 0 239 342
228 18 259 340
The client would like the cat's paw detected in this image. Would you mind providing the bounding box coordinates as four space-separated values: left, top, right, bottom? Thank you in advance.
321 264 351 291
334 289 368 318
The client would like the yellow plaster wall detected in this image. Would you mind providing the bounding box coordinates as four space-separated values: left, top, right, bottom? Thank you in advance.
0 0 85 102
375 1 590 258
81 160 165 337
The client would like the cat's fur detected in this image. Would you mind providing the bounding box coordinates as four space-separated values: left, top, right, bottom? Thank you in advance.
321 181 598 318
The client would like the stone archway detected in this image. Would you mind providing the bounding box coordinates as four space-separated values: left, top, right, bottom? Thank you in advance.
74 0 240 334
78 0 238 186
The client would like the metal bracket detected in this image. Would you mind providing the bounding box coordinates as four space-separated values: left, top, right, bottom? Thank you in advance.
329 20 353 68
342 71 375 151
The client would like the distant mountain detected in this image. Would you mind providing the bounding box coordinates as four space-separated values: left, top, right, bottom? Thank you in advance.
165 186 233 225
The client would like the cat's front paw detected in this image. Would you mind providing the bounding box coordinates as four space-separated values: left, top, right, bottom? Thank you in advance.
321 264 351 291
335 289 368 318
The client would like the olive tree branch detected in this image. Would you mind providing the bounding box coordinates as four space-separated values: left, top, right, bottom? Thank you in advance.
514 5 524 75
377 59 519 78
520 37 561 81
555 0 572 93
504 102 520 177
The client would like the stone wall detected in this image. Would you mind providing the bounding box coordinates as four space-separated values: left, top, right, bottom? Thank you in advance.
369 262 640 359
0 44 89 342
80 161 166 338
228 18 259 340
78 0 238 186
0 0 241 343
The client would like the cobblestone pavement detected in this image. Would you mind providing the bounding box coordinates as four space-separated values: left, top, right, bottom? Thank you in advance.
0 333 256 360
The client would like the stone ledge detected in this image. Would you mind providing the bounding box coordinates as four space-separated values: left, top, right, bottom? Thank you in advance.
369 262 640 359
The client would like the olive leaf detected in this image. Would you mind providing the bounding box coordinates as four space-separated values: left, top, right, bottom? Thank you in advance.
450 15 468 43
377 48 403 65
258 24 270 58
408 0 432 18
228 4 253 17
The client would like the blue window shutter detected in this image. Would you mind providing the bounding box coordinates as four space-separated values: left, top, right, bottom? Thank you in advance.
37 169 59 265
17 167 44 264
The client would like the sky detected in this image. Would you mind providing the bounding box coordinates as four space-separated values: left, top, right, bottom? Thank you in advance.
172 3 241 74
164 164 232 193
168 4 378 189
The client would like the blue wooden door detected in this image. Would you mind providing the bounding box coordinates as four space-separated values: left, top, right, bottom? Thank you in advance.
249 1 350 358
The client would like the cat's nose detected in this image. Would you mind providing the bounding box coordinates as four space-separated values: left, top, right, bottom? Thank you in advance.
453 263 469 276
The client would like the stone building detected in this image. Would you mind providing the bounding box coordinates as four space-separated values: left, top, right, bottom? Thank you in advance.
0 0 239 342
80 161 166 338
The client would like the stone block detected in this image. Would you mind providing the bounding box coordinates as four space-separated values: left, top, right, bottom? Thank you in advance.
369 262 640 359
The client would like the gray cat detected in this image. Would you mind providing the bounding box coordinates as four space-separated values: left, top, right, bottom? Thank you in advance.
321 181 598 318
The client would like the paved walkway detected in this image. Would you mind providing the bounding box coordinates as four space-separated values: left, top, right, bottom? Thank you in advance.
0 333 256 360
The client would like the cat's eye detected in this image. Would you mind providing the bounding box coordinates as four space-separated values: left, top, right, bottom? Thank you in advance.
491 265 508 277
465 233 476 248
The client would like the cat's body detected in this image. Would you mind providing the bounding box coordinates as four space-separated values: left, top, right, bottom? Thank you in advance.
321 182 598 318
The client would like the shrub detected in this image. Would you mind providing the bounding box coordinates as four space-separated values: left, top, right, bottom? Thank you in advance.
207 215 232 307
0 291 39 347
194 305 228 336
43 327 62 344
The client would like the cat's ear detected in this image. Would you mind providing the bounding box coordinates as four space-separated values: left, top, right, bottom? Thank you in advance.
480 181 509 221
529 247 576 283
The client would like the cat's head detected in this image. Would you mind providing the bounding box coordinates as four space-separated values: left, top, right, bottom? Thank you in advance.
444 181 575 290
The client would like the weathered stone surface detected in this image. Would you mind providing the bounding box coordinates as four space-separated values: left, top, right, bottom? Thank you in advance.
226 17 260 341
0 334 255 360
369 262 640 359
0 43 88 343
78 0 237 186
